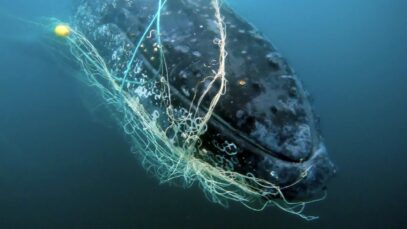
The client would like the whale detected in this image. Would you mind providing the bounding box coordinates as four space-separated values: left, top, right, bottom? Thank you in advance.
72 0 335 202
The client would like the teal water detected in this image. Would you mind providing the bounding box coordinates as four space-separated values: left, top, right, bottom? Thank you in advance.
0 0 406 228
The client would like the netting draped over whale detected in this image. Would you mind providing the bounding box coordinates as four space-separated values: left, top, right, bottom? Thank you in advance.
54 0 334 220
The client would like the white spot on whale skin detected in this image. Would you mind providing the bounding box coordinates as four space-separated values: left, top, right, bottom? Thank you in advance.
192 51 202 57
179 70 188 79
175 45 190 53
181 86 191 96
236 110 245 119
206 19 219 33
270 171 279 179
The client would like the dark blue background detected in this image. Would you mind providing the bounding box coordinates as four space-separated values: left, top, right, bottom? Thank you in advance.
0 0 406 228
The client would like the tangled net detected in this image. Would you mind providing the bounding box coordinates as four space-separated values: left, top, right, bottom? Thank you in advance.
52 0 323 220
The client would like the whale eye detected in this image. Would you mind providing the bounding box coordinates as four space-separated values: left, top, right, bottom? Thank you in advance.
270 106 278 114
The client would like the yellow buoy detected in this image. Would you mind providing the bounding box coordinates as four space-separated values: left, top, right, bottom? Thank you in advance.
54 24 71 37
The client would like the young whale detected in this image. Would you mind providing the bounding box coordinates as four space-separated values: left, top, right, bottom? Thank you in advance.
71 0 335 208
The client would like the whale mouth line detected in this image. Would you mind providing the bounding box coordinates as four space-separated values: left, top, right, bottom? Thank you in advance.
158 74 312 163
208 112 317 163
151 71 316 164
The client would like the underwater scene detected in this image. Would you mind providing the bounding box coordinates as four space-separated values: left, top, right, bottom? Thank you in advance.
0 0 406 228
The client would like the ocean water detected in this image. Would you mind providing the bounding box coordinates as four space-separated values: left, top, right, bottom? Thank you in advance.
0 0 406 228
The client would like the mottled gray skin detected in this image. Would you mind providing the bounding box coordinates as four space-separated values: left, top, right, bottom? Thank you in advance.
74 0 335 201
